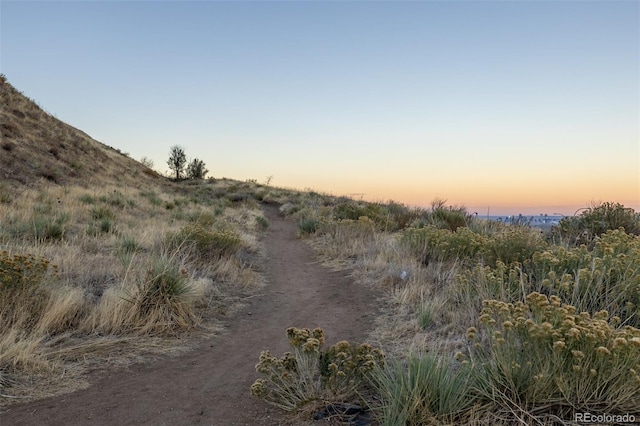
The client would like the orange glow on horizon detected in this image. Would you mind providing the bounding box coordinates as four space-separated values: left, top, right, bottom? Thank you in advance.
276 169 639 216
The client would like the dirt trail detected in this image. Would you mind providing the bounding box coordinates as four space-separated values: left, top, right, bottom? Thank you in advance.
1 205 380 425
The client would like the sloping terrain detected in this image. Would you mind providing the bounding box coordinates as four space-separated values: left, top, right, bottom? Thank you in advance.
0 75 161 194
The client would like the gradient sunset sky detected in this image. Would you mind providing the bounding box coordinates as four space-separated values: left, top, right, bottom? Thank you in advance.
2 1 638 215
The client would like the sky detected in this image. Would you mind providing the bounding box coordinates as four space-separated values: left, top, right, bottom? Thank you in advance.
1 0 639 215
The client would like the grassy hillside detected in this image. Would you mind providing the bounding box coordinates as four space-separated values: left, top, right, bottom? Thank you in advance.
0 76 278 403
0 74 160 195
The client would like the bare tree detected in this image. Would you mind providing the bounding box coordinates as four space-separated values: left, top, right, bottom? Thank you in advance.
140 156 154 168
167 145 187 180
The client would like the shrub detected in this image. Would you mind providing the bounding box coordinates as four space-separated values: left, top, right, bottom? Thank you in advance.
255 215 269 230
456 261 532 307
483 226 548 266
279 202 301 216
402 226 487 264
170 224 242 261
380 201 421 231
298 217 320 235
251 327 384 412
0 251 56 328
87 218 114 235
189 212 217 227
417 301 435 330
98 191 130 209
465 293 640 421
186 158 208 180
427 200 471 231
553 202 640 247
531 229 640 325
333 201 384 224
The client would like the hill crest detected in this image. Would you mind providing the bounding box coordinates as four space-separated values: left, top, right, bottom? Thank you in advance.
0 75 162 193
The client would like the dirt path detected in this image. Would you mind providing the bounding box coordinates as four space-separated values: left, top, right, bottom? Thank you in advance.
1 205 380 425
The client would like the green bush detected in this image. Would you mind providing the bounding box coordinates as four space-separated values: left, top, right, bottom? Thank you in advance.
483 226 548 266
456 261 532 305
119 236 140 254
139 190 162 207
553 202 640 247
402 226 487 264
298 217 320 235
380 201 421 231
255 215 269 230
333 201 385 224
427 200 471 231
170 224 242 260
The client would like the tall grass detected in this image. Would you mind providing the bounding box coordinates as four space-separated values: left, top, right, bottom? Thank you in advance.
371 353 476 425
0 181 266 401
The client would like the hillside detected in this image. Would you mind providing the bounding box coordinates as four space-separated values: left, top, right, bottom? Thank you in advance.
0 75 161 194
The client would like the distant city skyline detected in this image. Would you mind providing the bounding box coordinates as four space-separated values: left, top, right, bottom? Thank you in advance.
2 1 638 216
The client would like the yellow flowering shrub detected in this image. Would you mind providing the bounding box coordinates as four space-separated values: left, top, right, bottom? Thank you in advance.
402 226 488 264
483 226 548 266
532 229 640 325
251 327 384 412
466 293 640 418
0 251 57 328
457 230 640 326
456 260 530 303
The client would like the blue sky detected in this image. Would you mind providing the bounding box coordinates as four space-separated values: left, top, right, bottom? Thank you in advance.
1 0 638 215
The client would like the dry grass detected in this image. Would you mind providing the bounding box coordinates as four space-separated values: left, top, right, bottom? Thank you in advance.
0 180 268 404
0 76 161 195
276 193 640 424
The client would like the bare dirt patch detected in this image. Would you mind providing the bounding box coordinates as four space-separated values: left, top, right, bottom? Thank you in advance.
0 204 381 425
